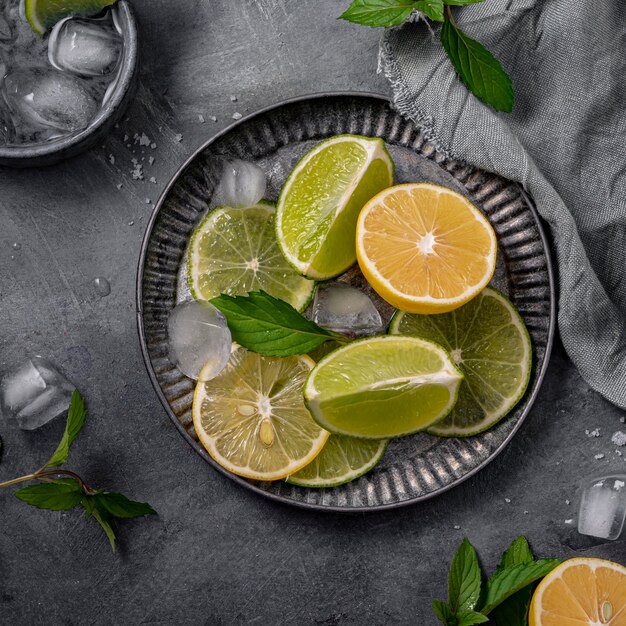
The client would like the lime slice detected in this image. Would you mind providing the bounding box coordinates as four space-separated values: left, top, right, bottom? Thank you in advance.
188 203 315 311
286 435 387 488
390 287 532 437
193 346 329 481
25 0 117 35
303 336 463 439
276 135 394 280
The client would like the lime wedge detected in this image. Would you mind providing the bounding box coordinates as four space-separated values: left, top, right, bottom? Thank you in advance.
276 135 394 280
303 336 463 439
188 203 315 311
286 435 387 488
25 0 117 35
390 287 532 437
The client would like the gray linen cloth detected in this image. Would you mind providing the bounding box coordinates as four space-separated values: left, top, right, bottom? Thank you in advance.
379 0 626 408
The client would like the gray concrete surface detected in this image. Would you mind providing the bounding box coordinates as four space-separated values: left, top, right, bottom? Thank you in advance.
1 1 625 624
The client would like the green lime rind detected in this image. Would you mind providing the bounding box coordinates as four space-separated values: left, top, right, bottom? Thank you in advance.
303 335 463 440
26 0 117 36
275 134 394 281
286 435 388 488
188 202 315 312
389 287 532 437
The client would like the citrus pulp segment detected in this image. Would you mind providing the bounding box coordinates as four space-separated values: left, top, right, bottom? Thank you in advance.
193 346 329 481
275 135 394 280
303 335 463 439
188 203 315 311
356 183 497 314
390 288 531 437
26 0 117 35
529 558 626 626
286 435 387 488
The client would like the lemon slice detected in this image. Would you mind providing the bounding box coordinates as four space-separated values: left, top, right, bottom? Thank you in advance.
529 558 626 626
276 135 394 280
304 336 463 439
188 203 315 311
193 346 329 481
390 288 532 436
356 183 497 314
287 435 387 488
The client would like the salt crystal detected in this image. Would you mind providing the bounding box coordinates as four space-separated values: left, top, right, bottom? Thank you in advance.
116 183 123 189
620 416 625 424
198 115 205 123
595 454 606 460
149 177 157 184
564 519 573 525
230 95 237 102
565 499 571 505
108 154 115 165
586 428 600 438
150 143 157 149
612 431 626 446
148 156 155 165
123 134 129 142
210 116 217 122
453 525 460 530
128 220 134 226
615 480 625 490
504 498 511 503
145 198 151 204
232 112 242 120
523 511 529 515
175 133 183 142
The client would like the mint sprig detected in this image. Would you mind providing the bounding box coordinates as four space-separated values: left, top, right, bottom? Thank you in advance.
0 390 156 552
211 291 349 357
432 536 560 625
340 0 514 112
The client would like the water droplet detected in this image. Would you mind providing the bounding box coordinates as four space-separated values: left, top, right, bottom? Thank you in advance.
93 277 111 297
12 242 21 250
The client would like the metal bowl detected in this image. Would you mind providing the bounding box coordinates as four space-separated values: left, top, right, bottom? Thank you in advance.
137 93 555 512
0 1 138 168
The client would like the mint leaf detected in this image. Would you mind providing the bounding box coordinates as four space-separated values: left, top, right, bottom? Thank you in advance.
211 291 344 357
43 389 87 469
91 502 116 552
93 491 156 519
491 588 534 626
440 13 513 112
490 536 535 625
432 599 455 625
480 559 560 614
14 478 83 511
448 538 482 612
456 611 489 626
496 535 533 574
414 0 444 21
443 0 484 5
340 0 416 27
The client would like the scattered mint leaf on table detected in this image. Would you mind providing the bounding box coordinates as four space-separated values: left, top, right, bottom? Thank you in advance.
14 478 84 511
0 390 156 553
455 611 489 625
440 8 514 112
480 559 561 614
211 291 348 357
448 537 482 612
490 535 536 626
340 0 418 27
339 0 514 111
42 388 87 469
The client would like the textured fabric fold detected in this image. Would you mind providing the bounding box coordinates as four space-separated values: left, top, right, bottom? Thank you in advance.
379 0 626 407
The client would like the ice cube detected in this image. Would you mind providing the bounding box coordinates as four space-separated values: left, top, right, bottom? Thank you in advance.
578 476 626 540
48 17 122 77
313 284 384 337
213 160 267 208
168 300 232 381
0 357 75 431
2 68 99 140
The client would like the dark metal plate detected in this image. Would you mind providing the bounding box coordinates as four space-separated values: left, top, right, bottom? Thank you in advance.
137 93 555 512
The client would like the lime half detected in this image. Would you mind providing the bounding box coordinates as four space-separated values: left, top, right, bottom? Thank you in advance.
304 336 463 439
276 135 394 280
390 287 532 437
188 203 315 311
286 435 387 488
25 0 117 35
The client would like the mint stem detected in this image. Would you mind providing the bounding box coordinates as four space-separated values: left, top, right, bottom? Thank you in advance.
0 469 95 496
